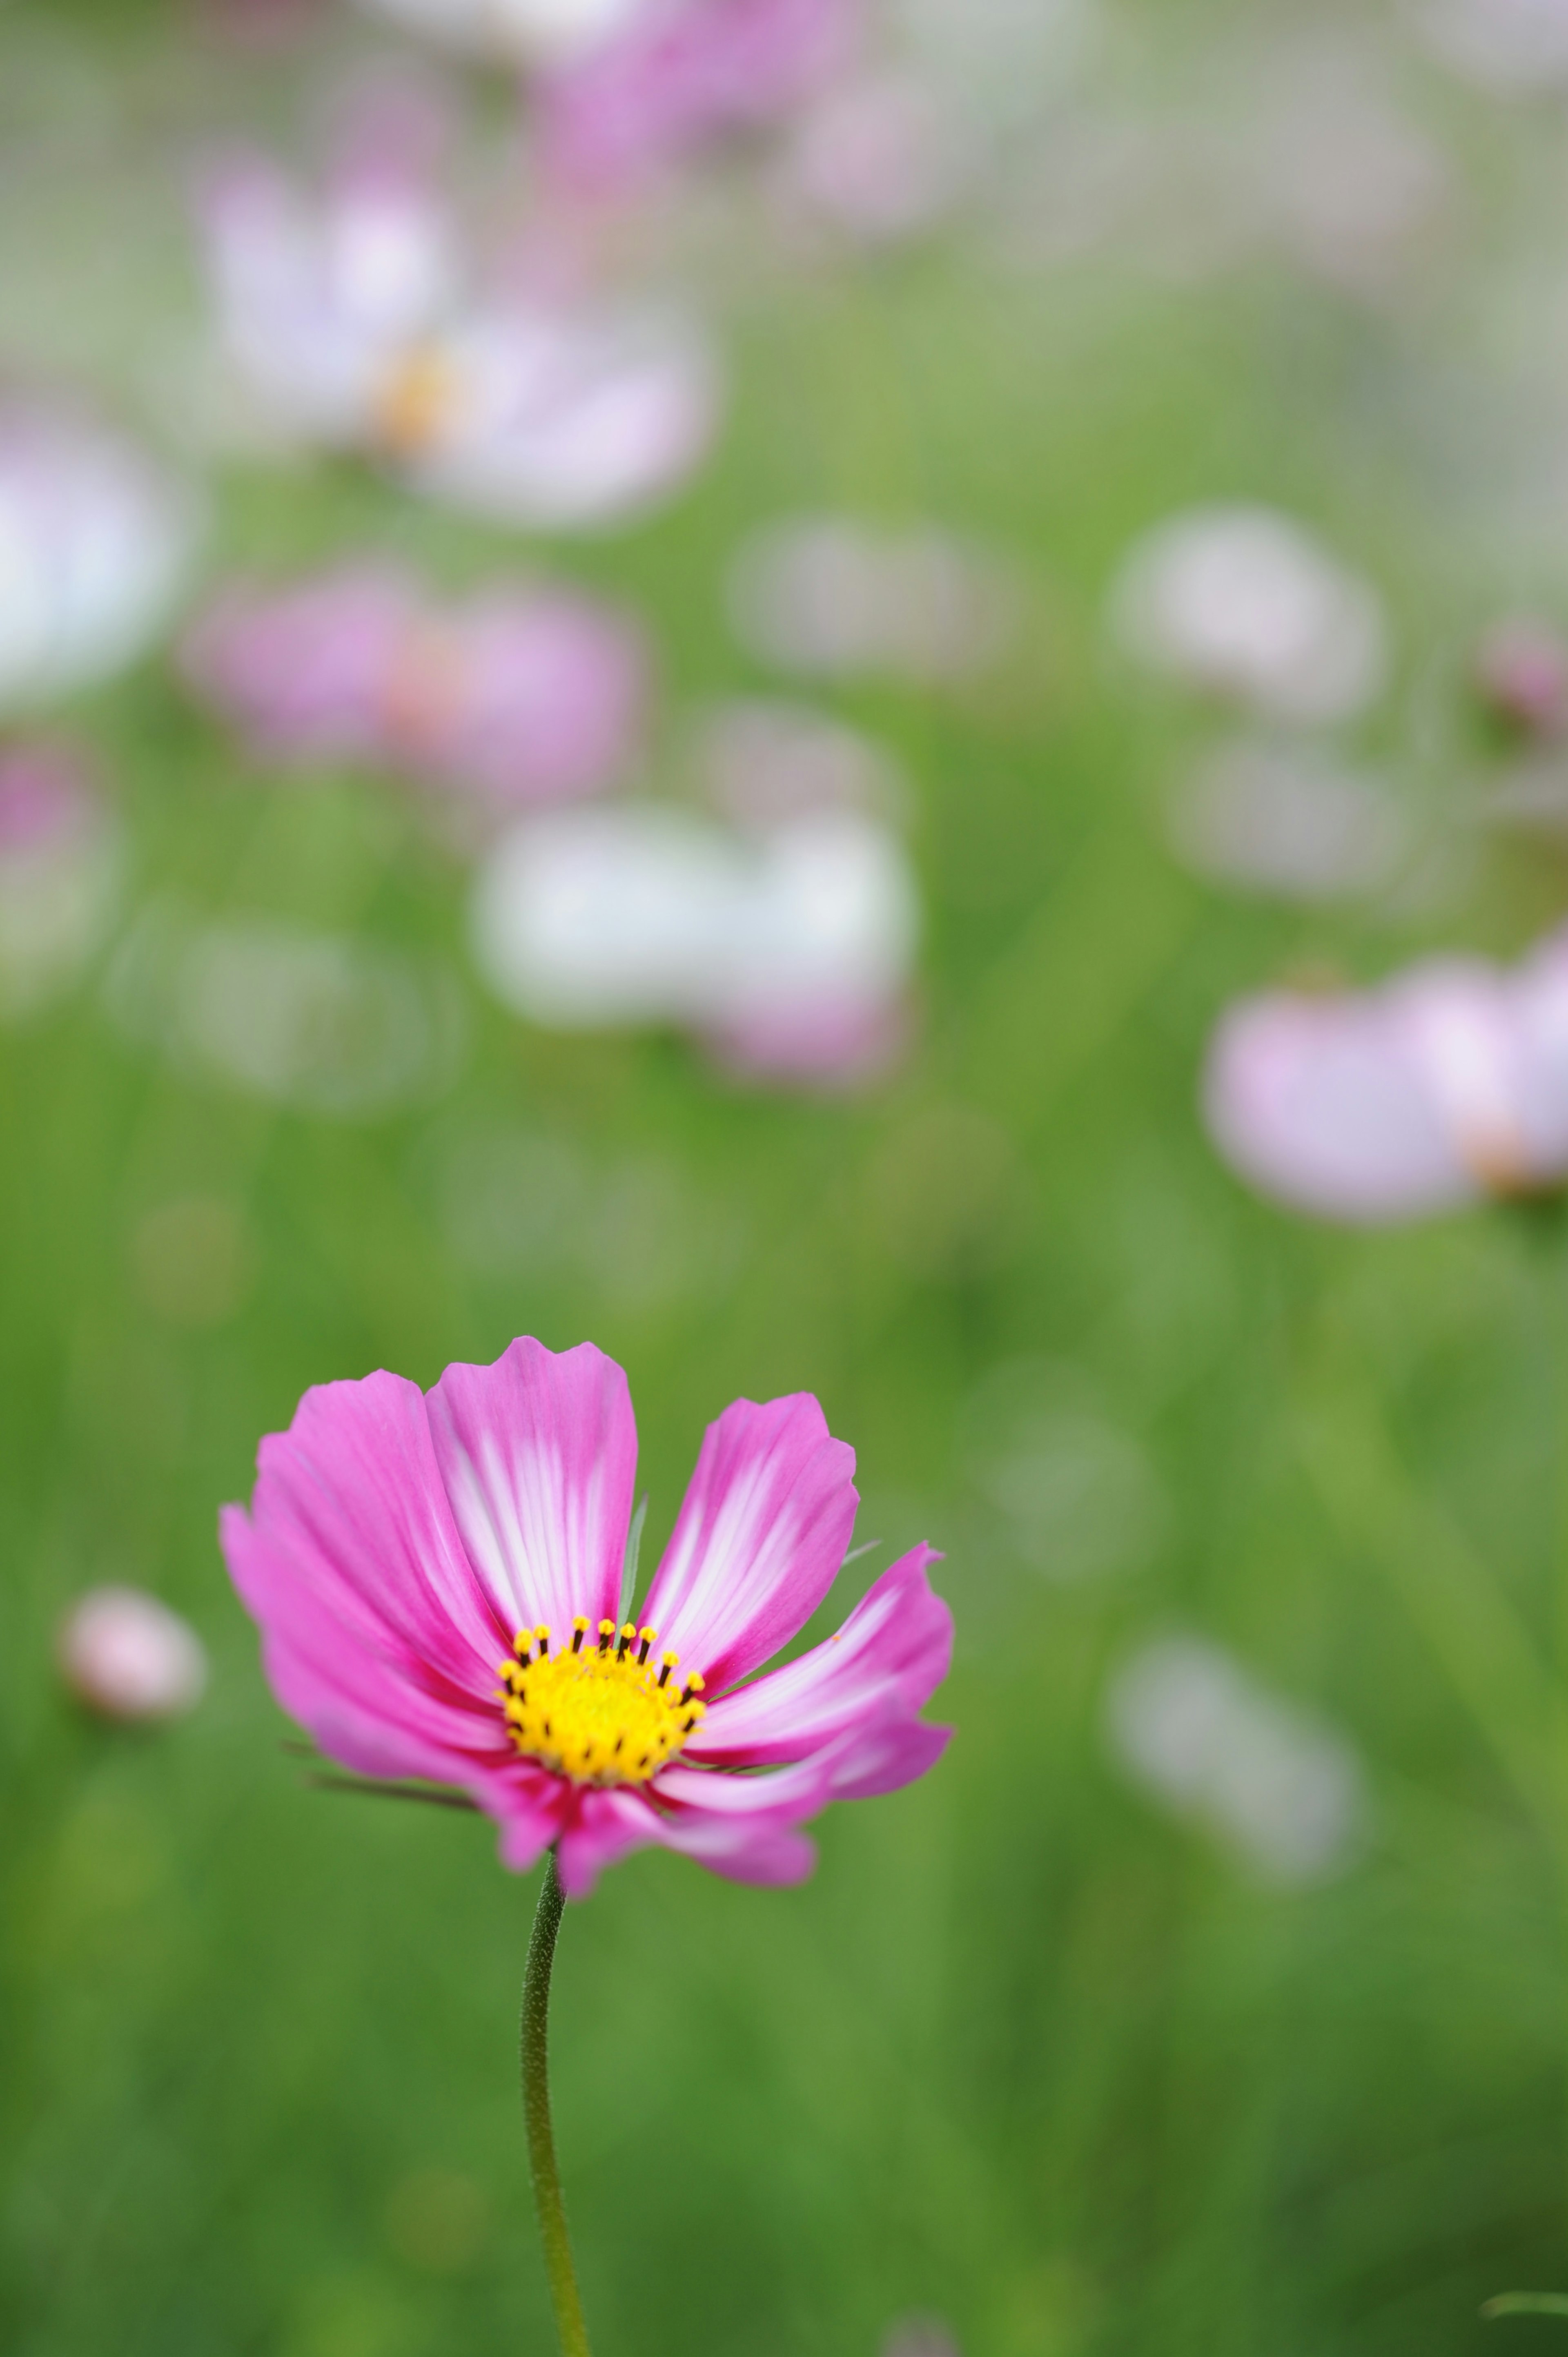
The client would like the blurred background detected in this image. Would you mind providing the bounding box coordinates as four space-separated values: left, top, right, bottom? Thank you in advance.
12 2 1568 2355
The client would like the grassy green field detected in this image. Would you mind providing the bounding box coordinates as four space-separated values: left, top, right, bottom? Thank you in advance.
8 6 1568 2356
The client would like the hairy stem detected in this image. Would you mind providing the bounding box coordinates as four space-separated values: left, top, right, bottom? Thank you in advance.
521 1849 593 2357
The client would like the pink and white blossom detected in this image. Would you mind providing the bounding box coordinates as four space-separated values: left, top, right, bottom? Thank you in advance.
1203 927 1568 1222
220 1337 951 1893
196 94 720 527
180 566 646 809
0 402 197 711
469 801 919 1085
59 1585 209 1722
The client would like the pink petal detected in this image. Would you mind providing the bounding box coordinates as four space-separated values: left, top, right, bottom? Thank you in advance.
656 1702 948 1825
223 1368 511 1724
650 1815 818 1885
1203 990 1472 1221
816 1712 951 1801
639 1393 857 1692
688 1543 950 1766
425 1338 636 1644
554 1786 663 1896
496 1773 574 1873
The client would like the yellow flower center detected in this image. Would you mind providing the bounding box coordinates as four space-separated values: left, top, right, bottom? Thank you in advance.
497 1618 707 1788
372 342 460 457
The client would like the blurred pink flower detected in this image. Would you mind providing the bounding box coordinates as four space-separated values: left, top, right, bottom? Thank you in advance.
540 0 856 187
221 1336 951 1894
59 1585 209 1721
196 83 719 526
181 566 646 809
1204 928 1568 1222
1474 616 1568 741
774 67 972 248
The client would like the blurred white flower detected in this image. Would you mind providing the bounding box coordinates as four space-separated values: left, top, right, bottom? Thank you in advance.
352 0 641 66
1409 0 1568 93
1242 40 1447 297
728 514 1017 682
107 903 467 1117
776 69 974 247
1168 736 1408 902
470 800 919 1084
962 1358 1165 1582
880 2320 962 2357
58 1585 208 1721
0 745 122 1018
892 0 1091 127
696 697 906 830
1106 1635 1366 1885
0 402 197 710
1109 505 1388 725
196 95 720 527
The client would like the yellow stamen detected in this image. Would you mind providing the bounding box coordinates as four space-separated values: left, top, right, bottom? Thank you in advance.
498 1623 706 1787
371 341 459 456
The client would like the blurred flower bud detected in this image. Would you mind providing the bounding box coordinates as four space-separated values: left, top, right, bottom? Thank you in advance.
1474 616 1568 740
59 1585 208 1721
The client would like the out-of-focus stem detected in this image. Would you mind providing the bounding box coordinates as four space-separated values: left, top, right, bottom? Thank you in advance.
521 1849 593 2357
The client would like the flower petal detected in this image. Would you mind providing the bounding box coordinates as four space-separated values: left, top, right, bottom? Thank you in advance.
650 1814 818 1886
688 1544 950 1766
640 1393 857 1691
555 1787 662 1897
425 1337 636 1642
221 1368 515 1776
496 1773 574 1874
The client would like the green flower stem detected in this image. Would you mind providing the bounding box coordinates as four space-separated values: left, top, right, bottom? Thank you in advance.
521 1849 593 2357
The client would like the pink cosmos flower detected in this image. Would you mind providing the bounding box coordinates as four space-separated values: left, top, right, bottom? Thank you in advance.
220 1338 951 1894
180 566 646 809
1203 925 1568 1222
539 0 855 188
196 84 720 527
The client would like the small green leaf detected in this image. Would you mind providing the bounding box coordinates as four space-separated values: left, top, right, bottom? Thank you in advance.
620 1494 650 1624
